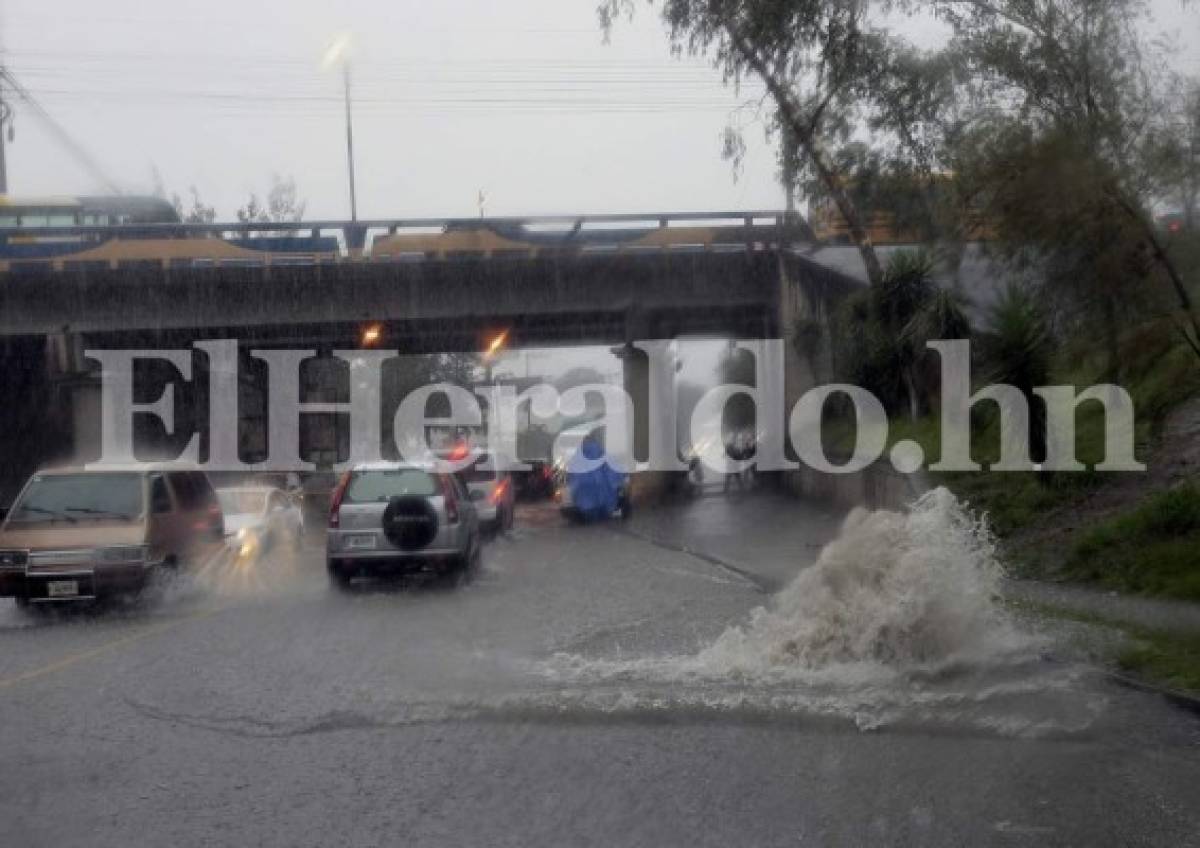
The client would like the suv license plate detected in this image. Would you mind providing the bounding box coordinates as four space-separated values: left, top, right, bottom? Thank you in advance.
345 535 377 551
47 580 80 598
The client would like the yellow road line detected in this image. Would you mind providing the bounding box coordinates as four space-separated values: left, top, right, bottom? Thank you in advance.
0 606 225 692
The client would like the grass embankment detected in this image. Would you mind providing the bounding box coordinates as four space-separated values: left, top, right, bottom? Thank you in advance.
826 321 1200 581
949 326 1198 534
1117 630 1200 694
1008 598 1200 694
1014 486 1200 696
914 328 1200 692
1061 485 1200 600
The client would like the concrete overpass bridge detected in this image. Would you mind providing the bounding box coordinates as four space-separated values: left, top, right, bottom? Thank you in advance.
0 212 862 497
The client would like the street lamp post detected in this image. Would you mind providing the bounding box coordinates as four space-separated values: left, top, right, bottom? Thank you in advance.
342 62 358 222
323 35 358 222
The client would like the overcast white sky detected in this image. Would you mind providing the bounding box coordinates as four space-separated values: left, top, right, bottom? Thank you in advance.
0 1 1195 221
0 0 775 218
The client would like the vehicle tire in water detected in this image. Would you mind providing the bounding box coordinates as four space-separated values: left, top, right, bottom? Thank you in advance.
142 557 180 602
328 565 354 592
381 496 439 551
454 543 482 587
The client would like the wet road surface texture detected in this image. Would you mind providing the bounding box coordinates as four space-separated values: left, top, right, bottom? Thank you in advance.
1 491 1199 847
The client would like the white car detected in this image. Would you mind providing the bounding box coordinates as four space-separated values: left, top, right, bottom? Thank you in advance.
217 486 304 560
435 450 515 535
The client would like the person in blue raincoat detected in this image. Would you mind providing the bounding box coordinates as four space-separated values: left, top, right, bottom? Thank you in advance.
566 435 630 521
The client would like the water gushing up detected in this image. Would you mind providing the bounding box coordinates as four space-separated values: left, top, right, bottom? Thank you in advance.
534 489 1082 733
696 487 1021 678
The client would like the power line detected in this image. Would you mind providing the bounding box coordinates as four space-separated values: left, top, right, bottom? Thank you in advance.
0 68 120 193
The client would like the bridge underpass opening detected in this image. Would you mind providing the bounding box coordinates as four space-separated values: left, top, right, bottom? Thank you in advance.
3 340 646 486
0 332 811 507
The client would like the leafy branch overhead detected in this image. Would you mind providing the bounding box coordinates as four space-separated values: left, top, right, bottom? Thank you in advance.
601 0 898 286
602 0 1200 369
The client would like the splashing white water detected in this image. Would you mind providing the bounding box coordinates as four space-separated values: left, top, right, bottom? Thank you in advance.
541 488 1033 690
695 487 1022 677
529 489 1080 733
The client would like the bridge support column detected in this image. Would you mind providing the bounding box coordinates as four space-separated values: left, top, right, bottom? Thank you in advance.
776 253 827 412
775 251 838 494
42 332 103 466
0 338 75 501
617 339 680 505
68 379 102 464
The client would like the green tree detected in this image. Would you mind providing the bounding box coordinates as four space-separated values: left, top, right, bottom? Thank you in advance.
173 186 216 224
601 0 892 285
1147 75 1200 231
238 174 306 224
819 42 981 272
934 0 1200 366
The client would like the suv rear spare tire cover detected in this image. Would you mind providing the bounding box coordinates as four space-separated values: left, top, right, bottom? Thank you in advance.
382 496 439 551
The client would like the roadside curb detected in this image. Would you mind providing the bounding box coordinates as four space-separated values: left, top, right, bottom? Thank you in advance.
1009 594 1200 716
1105 671 1200 717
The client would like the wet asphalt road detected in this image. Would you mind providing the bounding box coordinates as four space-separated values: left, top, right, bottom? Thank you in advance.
2 494 1200 847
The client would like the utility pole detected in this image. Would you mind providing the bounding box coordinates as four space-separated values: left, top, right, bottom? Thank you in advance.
0 73 9 194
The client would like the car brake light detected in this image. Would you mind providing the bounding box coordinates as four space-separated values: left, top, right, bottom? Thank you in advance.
489 479 509 504
328 472 351 528
193 504 221 532
439 475 460 524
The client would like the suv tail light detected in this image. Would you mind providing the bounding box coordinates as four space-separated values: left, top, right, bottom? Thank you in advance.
328 472 352 528
489 479 510 505
201 504 224 540
439 475 460 524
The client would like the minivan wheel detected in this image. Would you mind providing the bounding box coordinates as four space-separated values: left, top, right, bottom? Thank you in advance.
143 558 179 600
328 565 354 592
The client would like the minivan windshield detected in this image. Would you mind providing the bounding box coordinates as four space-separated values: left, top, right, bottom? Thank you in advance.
9 473 143 523
345 469 438 502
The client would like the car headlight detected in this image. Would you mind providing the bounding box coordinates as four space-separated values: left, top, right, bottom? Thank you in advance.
234 528 261 558
0 550 28 568
98 545 150 564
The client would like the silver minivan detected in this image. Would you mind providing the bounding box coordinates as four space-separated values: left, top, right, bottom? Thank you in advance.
325 462 482 589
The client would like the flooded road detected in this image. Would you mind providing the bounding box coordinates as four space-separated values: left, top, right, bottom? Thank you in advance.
2 492 1199 847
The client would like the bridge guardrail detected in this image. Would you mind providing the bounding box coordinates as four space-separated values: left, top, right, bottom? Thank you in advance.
0 211 812 272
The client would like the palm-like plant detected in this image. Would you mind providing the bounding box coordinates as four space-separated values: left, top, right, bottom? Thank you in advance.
885 250 972 420
981 284 1053 461
982 285 1052 390
835 249 974 420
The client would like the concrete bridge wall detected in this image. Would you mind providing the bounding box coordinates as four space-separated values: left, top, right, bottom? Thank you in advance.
0 247 862 503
